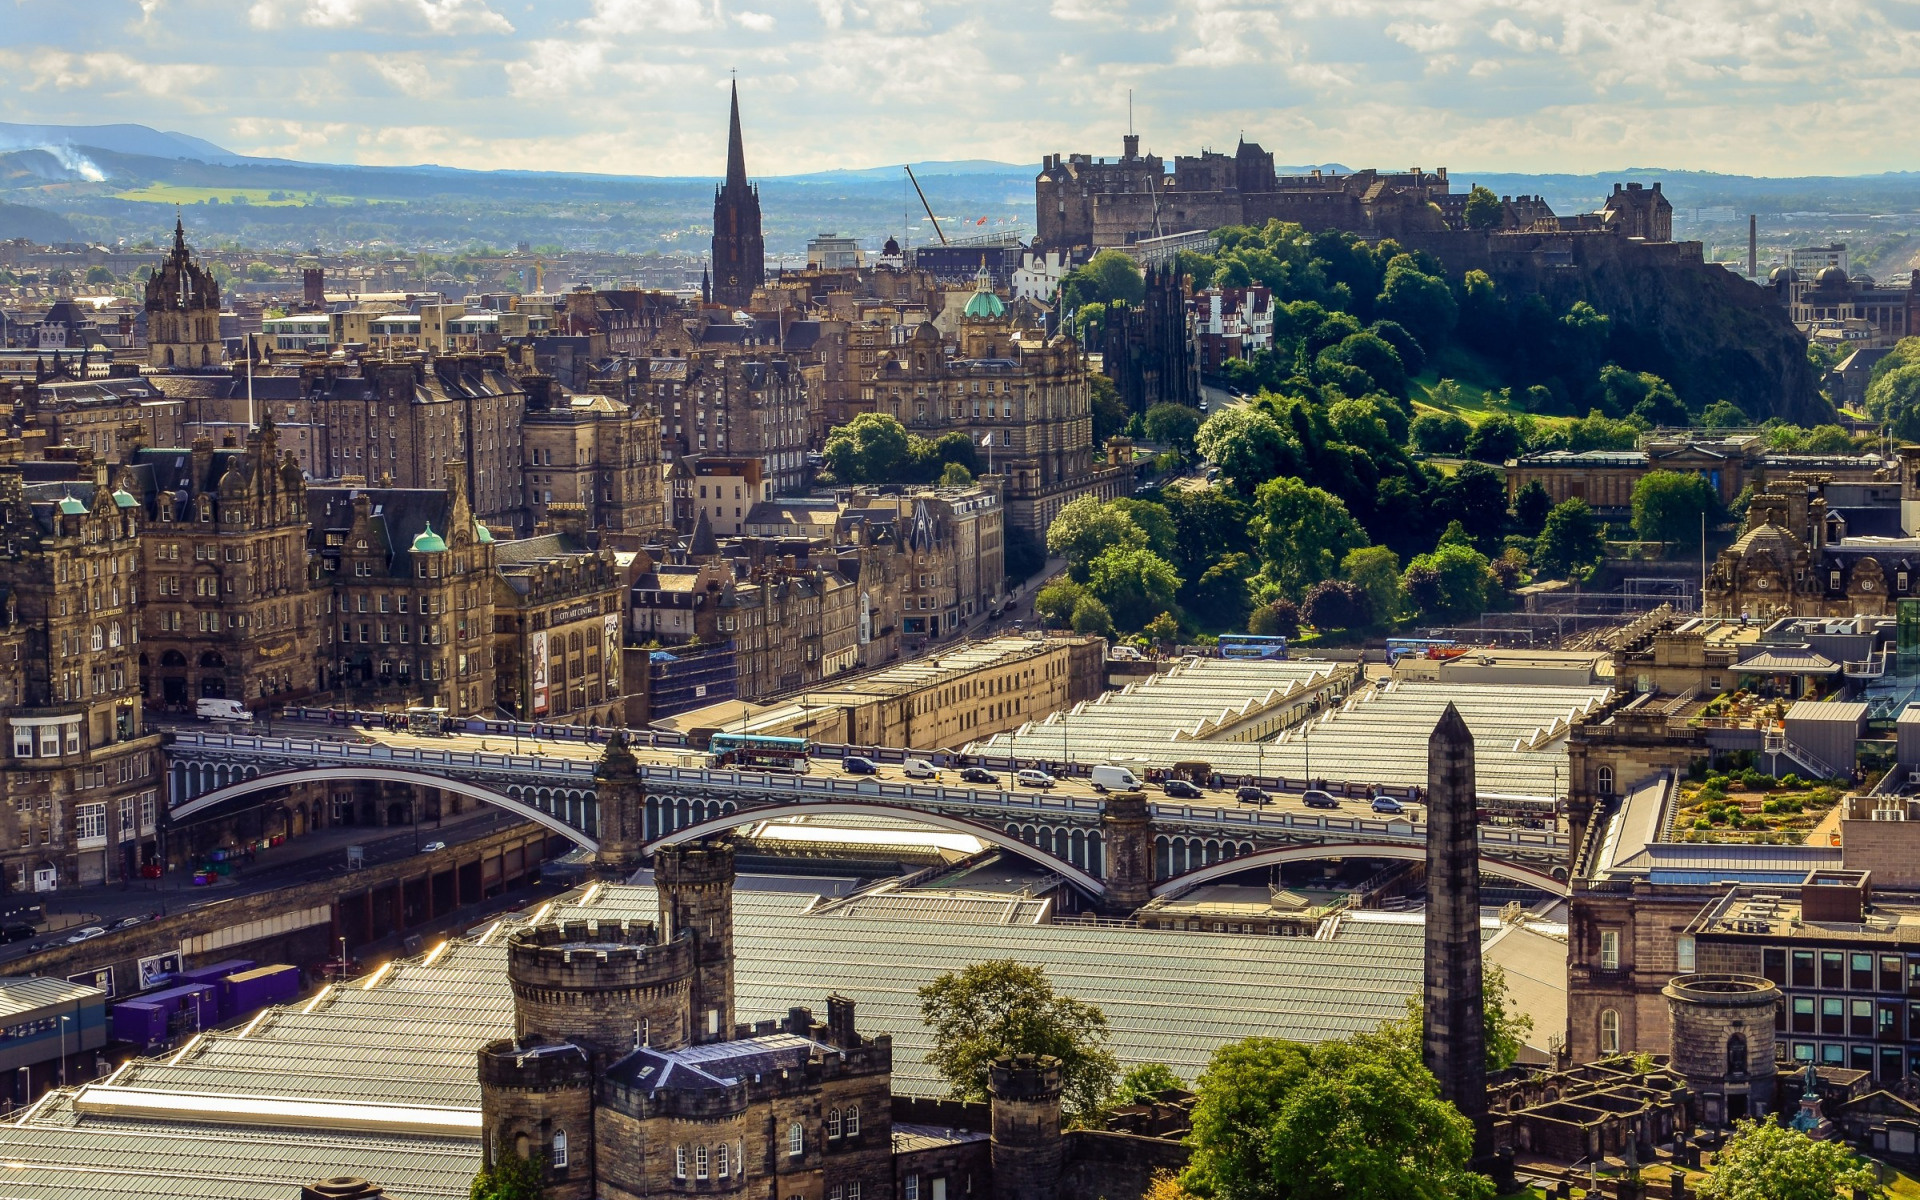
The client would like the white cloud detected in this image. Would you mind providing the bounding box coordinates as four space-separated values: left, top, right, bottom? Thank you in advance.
246 0 511 34
581 0 722 34
735 10 775 31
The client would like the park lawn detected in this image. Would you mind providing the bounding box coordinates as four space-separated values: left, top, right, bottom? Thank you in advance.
113 184 381 207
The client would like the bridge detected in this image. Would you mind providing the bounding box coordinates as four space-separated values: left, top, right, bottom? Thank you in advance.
165 730 1573 906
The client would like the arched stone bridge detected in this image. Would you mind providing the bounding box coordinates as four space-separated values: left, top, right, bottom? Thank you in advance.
166 731 1572 908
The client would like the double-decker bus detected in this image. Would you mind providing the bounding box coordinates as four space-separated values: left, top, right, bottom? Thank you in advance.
706 733 812 773
1385 637 1458 664
1218 634 1288 660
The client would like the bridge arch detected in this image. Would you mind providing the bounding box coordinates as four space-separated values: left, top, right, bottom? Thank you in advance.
648 801 1107 898
166 766 600 850
1152 841 1570 899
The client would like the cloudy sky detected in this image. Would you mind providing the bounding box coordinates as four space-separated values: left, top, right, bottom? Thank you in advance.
3 0 1916 178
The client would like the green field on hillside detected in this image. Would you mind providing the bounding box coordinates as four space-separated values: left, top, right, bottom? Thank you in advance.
113 184 382 207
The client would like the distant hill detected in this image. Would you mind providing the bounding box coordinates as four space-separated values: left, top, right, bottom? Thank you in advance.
0 202 81 244
0 122 240 167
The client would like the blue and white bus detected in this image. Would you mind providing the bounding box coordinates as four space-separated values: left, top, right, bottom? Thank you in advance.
1218 634 1288 660
706 733 812 773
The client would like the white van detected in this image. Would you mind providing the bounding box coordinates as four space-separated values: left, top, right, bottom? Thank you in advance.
1090 764 1142 793
195 698 255 723
903 758 941 780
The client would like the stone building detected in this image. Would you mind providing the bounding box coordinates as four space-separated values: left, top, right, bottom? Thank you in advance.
670 354 810 497
145 218 223 369
308 465 499 717
491 520 626 727
835 481 1007 650
710 83 765 310
0 462 164 888
1599 182 1674 243
519 373 667 545
1100 262 1198 411
123 420 323 711
1703 468 1920 620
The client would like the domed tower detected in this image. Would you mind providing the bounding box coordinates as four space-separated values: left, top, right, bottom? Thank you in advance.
1664 973 1780 1127
655 840 736 1043
989 1054 1065 1200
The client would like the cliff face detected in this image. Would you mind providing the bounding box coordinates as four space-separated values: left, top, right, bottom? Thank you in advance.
1405 229 1827 424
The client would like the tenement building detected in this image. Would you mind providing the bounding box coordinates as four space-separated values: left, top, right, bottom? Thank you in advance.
0 461 164 888
519 373 667 545
123 420 323 710
491 515 627 727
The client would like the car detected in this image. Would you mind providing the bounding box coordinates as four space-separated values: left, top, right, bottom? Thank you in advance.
1161 778 1203 799
1235 785 1272 805
0 925 35 945
1302 789 1340 810
1109 645 1144 662
959 767 999 785
902 758 941 780
1205 467 1220 482
1014 768 1056 789
64 926 106 944
109 915 145 931
421 840 448 852
842 756 880 775
1371 795 1407 815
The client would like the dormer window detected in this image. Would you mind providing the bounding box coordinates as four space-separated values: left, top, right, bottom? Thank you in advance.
1830 570 1842 589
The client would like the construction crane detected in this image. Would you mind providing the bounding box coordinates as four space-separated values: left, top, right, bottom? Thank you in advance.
904 165 948 246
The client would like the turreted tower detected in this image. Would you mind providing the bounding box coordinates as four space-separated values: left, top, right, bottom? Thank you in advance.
989 1054 1065 1200
655 840 737 1043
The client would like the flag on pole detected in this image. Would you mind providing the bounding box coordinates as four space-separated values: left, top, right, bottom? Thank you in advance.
979 432 993 446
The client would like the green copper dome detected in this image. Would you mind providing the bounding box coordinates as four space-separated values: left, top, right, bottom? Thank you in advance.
111 489 138 509
411 522 448 554
963 287 1006 320
57 495 86 516
474 522 494 544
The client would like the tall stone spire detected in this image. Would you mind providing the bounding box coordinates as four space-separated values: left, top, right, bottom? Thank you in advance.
725 79 749 190
1423 702 1489 1152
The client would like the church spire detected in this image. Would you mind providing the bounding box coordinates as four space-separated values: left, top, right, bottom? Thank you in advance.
173 209 187 257
725 79 749 190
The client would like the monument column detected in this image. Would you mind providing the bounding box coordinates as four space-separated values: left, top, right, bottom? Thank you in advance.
1098 790 1154 915
591 731 644 876
1423 703 1490 1154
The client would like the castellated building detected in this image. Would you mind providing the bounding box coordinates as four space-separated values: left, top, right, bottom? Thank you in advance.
479 840 897 1200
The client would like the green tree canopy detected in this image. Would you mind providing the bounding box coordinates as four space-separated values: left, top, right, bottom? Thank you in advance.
1144 402 1203 452
1409 411 1469 456
1700 399 1748 428
1441 462 1510 546
1464 413 1522 463
1248 598 1300 638
470 1143 547 1200
1196 406 1296 492
1697 1118 1876 1200
1109 498 1178 559
1046 496 1148 582
822 412 911 484
1062 249 1147 312
1034 580 1089 628
1110 1063 1187 1108
1181 1033 1492 1200
1372 962 1535 1073
1087 545 1184 632
1404 543 1490 619
1071 595 1115 636
1090 374 1130 445
938 461 975 487
1250 478 1368 599
1631 469 1722 545
1534 498 1606 580
1374 255 1457 347
1302 579 1370 632
917 960 1119 1121
1462 185 1503 230
1510 479 1554 537
1340 545 1403 628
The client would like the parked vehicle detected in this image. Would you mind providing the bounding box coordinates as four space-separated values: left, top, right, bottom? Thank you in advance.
959 767 999 785
1302 790 1340 810
109 915 145 931
841 756 879 776
1109 645 1144 662
1090 764 1142 793
902 758 941 780
1014 769 1056 789
1235 785 1272 805
1161 778 1203 799
1371 795 1407 815
195 698 254 723
421 840 447 852
65 926 106 944
0 924 35 944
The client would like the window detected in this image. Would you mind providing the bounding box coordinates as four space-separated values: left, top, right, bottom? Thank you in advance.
695 1145 708 1180
716 1143 728 1178
845 1104 859 1136
1793 950 1816 987
1599 1009 1620 1054
11 728 30 758
789 1121 804 1157
1883 955 1903 992
1676 935 1695 972
1595 765 1614 794
552 1129 568 1169
828 1109 842 1138
1853 998 1875 1037
675 1147 686 1179
1822 997 1844 1035
75 803 106 842
1793 996 1816 1033
1822 951 1844 989
848 1185 861 1200
1599 929 1620 971
1854 953 1875 991
906 1177 921 1200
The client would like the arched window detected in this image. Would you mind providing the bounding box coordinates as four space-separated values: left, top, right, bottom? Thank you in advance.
108 622 121 649
845 1104 860 1136
1596 765 1615 795
827 1108 842 1138
788 1121 804 1157
1727 1033 1748 1077
552 1128 568 1168
695 1144 709 1179
1600 1009 1621 1054
514 1132 529 1160
90 626 104 652
716 1143 729 1178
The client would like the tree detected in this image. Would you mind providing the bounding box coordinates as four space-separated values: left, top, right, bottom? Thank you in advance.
822 412 910 484
1700 399 1748 428
1034 580 1090 628
1341 546 1403 627
935 461 974 488
1374 255 1457 346
1302 579 1370 632
1462 185 1503 230
1184 554 1255 631
1196 407 1296 492
1510 479 1554 537
1046 496 1147 582
1091 374 1129 445
1366 320 1425 376
1463 413 1521 463
1251 478 1368 598
1071 595 1115 637
1374 963 1535 1073
1405 543 1490 619
1697 1119 1876 1200
1534 498 1606 580
1060 249 1146 311
1111 1062 1187 1107
1144 403 1203 453
84 265 117 286
471 1143 547 1200
1110 498 1179 559
1800 424 1856 453
1317 332 1406 397
1181 1035 1492 1200
1441 462 1510 546
1409 412 1469 455
917 960 1119 1121
1401 563 1443 618
1142 611 1180 648
1087 546 1183 632
1631 469 1722 545
1248 598 1300 639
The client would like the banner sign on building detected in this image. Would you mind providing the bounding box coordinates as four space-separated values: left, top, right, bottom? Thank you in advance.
137 952 182 990
531 631 550 715
604 614 622 694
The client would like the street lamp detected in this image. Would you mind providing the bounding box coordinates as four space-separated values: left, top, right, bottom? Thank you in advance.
338 936 348 983
58 1011 69 1088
